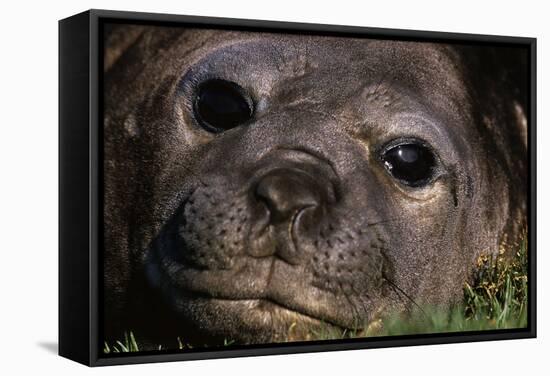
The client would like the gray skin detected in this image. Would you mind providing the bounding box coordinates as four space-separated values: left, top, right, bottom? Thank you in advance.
103 25 528 346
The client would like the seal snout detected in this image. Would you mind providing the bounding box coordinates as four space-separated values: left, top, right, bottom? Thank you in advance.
254 168 323 224
252 167 330 264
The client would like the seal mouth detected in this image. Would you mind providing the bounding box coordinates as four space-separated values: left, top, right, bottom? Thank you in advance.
213 296 337 323
175 287 353 331
172 293 356 343
170 291 365 344
159 257 373 332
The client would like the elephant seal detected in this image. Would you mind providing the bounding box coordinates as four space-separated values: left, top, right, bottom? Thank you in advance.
103 24 528 346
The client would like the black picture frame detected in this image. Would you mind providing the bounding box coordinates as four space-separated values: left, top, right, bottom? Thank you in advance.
59 9 537 367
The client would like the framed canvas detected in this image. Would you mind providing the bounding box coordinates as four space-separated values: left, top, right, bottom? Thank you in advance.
59 9 537 366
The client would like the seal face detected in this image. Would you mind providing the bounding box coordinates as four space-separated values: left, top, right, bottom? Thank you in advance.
103 26 528 345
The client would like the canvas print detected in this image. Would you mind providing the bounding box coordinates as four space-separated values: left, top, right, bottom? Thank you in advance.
102 22 529 354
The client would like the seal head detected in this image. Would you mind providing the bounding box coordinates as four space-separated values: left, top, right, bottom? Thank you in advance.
103 26 528 344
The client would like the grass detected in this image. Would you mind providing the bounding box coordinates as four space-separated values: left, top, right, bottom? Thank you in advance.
104 332 140 354
103 232 528 353
371 231 529 337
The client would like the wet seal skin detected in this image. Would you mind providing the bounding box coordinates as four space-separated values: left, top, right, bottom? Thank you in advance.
103 25 528 347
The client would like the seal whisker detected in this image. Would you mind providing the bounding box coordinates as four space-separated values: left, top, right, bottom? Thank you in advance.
339 283 363 329
382 275 426 317
364 218 401 228
348 284 371 326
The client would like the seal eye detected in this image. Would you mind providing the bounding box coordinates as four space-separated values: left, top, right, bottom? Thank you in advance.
194 79 253 133
382 143 436 187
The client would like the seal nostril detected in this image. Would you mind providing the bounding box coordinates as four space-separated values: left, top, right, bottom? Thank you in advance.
254 169 323 224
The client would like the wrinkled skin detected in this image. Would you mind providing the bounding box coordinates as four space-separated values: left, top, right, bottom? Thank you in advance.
103 25 528 346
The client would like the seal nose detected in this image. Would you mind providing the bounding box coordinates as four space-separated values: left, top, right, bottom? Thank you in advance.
255 169 322 223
